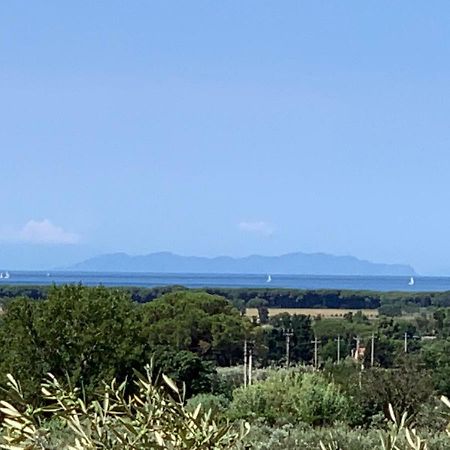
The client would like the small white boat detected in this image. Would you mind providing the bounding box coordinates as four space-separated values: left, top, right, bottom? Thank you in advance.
0 273 3 279
266 274 272 283
408 276 415 286
4 272 10 279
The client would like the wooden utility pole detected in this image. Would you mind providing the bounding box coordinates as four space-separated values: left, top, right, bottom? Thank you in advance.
336 335 341 364
370 333 375 367
350 335 363 387
353 336 360 360
311 336 318 369
248 343 253 386
283 328 294 368
243 339 247 387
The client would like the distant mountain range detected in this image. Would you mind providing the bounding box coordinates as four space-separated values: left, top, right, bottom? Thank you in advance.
64 251 416 276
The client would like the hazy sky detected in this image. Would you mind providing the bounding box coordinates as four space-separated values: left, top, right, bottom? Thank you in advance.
1 1 450 274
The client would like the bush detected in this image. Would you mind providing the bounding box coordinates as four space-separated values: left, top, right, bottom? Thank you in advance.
227 371 353 426
289 372 353 426
355 363 433 424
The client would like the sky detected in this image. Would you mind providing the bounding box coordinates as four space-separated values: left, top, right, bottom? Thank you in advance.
1 1 450 274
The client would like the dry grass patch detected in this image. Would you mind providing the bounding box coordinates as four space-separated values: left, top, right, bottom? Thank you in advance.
246 307 379 319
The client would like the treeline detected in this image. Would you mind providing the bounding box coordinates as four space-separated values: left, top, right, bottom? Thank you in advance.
0 285 50 300
207 288 381 309
0 285 176 303
3 284 450 310
206 288 450 310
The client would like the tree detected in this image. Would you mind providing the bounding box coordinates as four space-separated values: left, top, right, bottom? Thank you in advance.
0 285 142 403
139 290 248 366
379 303 403 317
422 338 450 396
246 297 269 324
433 309 446 333
153 349 216 397
362 335 396 368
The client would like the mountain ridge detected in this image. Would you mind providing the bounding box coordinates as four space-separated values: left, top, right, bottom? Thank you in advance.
63 251 416 276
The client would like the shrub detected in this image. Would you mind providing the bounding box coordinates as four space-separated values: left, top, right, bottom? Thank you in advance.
289 372 353 426
355 363 433 424
227 371 353 426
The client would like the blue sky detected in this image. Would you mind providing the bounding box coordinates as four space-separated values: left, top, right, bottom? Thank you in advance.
1 1 450 274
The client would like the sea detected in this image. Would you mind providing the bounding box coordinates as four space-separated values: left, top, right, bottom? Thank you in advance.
1 271 450 292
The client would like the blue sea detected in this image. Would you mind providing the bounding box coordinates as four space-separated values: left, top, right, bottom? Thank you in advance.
1 271 450 292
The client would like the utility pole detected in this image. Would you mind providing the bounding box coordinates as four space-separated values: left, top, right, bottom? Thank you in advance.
248 342 254 386
404 332 408 353
353 336 360 360
311 336 318 369
243 339 247 387
370 333 375 367
370 333 374 367
283 328 294 368
335 335 341 364
352 335 363 388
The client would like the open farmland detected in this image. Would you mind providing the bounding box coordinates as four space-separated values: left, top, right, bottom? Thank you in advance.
246 307 379 319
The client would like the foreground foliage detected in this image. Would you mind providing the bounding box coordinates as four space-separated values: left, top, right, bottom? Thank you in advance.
2 366 450 449
0 366 249 449
242 422 450 450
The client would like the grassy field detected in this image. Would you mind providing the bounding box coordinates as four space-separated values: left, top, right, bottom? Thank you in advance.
246 307 379 319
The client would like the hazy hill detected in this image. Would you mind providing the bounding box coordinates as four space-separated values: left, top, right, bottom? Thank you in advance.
65 251 416 276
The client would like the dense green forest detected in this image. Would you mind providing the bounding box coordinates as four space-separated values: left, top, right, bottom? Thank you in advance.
1 284 450 448
3 283 450 311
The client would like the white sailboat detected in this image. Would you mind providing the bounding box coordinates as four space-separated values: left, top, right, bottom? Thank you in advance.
408 276 415 286
4 272 10 279
0 273 3 279
266 274 272 283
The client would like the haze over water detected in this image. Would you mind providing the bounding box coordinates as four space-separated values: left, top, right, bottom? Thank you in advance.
3 271 450 292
